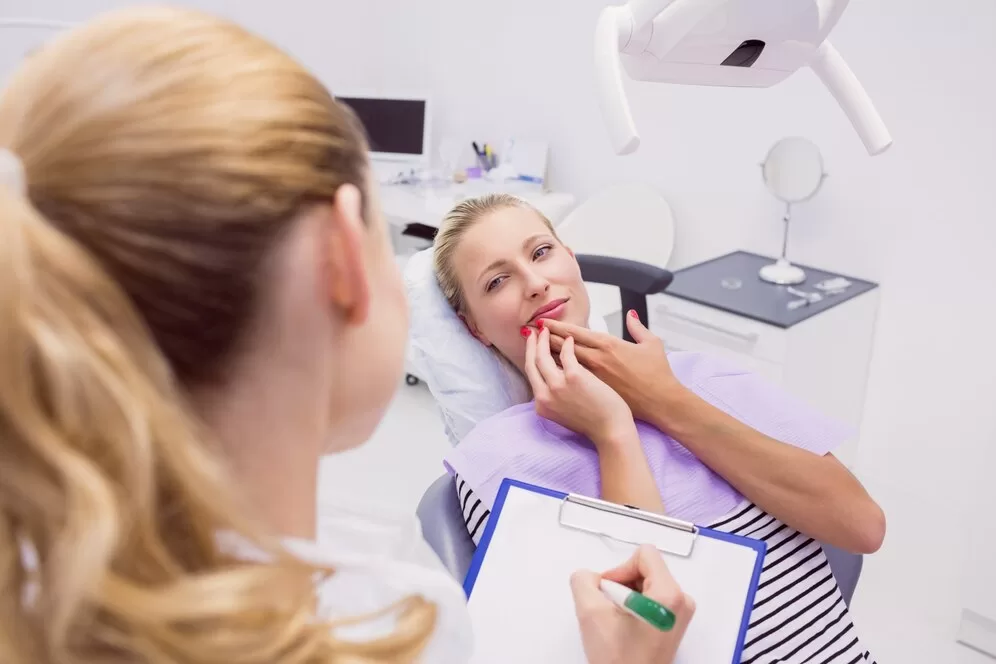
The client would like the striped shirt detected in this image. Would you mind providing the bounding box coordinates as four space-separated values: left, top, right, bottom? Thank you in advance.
455 477 875 664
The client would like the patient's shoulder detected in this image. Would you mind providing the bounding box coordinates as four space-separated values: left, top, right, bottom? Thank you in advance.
668 350 751 381
669 351 853 455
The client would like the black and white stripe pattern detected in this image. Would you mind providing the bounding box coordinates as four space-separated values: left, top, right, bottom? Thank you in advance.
455 474 491 544
454 479 875 663
711 502 875 663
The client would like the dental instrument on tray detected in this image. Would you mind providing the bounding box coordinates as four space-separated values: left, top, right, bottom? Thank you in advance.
594 0 893 156
786 286 823 304
815 277 854 295
785 279 853 310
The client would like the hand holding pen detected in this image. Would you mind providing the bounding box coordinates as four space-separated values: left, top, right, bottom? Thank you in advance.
571 544 695 664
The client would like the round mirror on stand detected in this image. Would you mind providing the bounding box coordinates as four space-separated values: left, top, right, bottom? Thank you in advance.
758 137 826 285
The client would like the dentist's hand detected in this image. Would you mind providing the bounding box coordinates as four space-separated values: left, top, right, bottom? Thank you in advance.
572 545 695 664
543 312 686 427
523 326 636 448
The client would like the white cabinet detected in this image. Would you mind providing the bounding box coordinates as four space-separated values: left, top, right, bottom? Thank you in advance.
646 253 880 468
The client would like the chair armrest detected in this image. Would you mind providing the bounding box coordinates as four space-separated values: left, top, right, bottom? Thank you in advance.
575 254 674 294
822 543 863 606
575 254 673 342
416 475 477 583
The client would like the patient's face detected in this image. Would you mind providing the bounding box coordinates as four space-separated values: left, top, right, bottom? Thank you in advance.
453 207 590 370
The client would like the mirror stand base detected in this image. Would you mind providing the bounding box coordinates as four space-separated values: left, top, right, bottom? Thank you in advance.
759 258 807 285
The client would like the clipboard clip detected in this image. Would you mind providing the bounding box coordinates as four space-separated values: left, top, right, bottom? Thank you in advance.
558 494 699 557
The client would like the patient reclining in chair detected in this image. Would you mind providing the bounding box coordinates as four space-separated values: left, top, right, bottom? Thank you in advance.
419 193 882 663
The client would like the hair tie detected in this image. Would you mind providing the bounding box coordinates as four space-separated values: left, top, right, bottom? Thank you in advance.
0 148 27 196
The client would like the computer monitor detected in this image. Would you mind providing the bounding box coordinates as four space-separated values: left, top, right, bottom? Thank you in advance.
336 93 430 164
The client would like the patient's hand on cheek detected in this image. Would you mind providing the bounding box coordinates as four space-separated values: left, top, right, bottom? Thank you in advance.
544 313 685 429
522 326 637 450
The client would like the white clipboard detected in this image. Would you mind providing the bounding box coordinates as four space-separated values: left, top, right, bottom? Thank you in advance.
464 480 765 663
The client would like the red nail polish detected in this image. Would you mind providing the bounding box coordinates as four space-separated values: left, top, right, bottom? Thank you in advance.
537 319 545 330
521 326 531 338
628 309 638 319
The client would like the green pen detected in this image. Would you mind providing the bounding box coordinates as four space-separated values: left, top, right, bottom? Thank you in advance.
600 579 676 631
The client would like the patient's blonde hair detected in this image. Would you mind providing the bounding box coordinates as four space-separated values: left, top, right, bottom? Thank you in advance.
0 7 433 664
433 193 559 313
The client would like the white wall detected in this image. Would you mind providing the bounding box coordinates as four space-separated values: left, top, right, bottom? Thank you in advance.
5 0 996 654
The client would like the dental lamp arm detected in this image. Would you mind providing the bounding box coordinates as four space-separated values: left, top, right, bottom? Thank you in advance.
594 6 640 154
594 0 728 154
810 40 893 155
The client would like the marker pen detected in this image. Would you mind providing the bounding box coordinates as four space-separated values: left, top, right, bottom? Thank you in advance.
600 579 676 631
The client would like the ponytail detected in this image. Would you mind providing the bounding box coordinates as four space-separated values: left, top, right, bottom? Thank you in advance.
0 182 267 660
0 179 436 664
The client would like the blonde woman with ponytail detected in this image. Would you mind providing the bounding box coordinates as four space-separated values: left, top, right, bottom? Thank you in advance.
0 6 470 663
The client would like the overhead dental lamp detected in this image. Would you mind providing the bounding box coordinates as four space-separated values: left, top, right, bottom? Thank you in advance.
594 0 893 156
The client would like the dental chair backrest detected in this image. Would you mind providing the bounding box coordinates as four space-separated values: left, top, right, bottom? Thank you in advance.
555 184 675 324
404 246 673 445
405 248 531 446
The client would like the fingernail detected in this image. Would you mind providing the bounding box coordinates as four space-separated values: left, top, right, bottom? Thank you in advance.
628 309 638 319
537 319 545 330
520 326 531 338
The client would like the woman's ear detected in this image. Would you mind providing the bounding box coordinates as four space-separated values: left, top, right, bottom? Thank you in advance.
321 184 369 325
459 312 492 346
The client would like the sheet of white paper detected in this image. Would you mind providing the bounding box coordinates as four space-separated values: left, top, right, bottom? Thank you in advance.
467 486 760 663
503 138 549 182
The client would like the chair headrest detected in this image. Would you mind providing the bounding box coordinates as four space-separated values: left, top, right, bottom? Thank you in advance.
404 249 531 445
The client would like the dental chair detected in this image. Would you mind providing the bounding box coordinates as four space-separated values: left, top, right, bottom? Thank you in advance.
403 246 863 604
554 183 676 330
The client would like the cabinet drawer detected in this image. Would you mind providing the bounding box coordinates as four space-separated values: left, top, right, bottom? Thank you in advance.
653 323 784 383
650 293 787 365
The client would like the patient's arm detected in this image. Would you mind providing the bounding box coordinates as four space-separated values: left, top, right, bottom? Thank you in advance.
654 390 884 554
592 426 664 514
